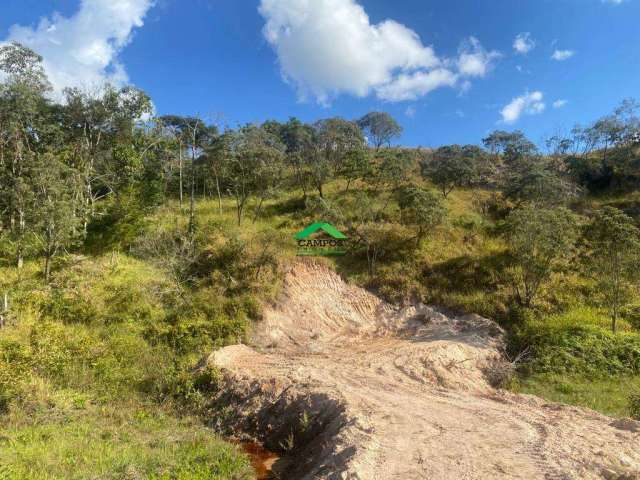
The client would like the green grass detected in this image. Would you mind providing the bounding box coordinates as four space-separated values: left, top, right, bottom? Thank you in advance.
0 251 258 479
514 374 640 418
0 404 253 480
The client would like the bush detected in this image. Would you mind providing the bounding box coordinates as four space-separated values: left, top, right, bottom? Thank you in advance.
514 321 640 376
0 340 32 411
190 237 279 295
85 192 150 253
630 391 640 420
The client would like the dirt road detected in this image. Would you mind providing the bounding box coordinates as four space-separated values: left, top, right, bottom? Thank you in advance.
210 261 640 479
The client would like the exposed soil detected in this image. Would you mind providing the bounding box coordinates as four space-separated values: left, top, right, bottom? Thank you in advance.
210 260 640 479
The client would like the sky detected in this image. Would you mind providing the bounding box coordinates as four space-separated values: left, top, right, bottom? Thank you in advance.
1 0 638 147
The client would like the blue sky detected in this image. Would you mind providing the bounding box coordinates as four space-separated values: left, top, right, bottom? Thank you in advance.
1 0 638 147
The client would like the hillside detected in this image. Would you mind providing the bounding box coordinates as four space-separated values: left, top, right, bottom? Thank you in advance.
1 41 640 477
2 182 640 478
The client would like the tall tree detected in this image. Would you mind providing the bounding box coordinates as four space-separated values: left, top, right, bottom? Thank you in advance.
158 116 217 231
31 153 82 281
421 145 475 198
0 42 52 268
357 112 403 150
308 118 364 198
340 148 371 192
584 207 640 332
504 206 578 308
223 125 285 225
273 117 314 199
396 185 447 247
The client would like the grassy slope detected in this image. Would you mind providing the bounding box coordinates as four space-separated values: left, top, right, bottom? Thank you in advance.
0 257 254 479
190 180 640 417
1 178 639 478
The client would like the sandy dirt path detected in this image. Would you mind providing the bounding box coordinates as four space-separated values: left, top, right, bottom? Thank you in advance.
210 261 640 479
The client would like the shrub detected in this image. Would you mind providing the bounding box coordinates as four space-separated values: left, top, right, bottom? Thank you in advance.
514 321 640 376
630 391 640 420
0 340 32 411
29 322 94 380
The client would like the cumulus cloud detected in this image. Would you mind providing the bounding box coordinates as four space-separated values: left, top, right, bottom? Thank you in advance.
500 90 545 123
513 32 535 54
457 36 501 77
258 0 499 104
2 0 154 99
376 69 458 102
553 99 568 108
551 49 575 61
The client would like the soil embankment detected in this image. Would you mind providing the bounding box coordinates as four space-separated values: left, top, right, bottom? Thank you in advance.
210 261 640 479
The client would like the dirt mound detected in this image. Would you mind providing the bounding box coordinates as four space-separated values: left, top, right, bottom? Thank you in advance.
210 260 640 479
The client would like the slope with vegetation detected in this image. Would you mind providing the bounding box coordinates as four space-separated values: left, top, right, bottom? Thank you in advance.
1 41 640 478
210 260 640 479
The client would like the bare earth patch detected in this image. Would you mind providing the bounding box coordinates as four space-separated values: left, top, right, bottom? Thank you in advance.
209 260 640 479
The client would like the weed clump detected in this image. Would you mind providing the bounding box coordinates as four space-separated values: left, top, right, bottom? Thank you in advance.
630 391 640 420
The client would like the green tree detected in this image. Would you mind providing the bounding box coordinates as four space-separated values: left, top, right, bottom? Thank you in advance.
279 118 315 199
0 42 52 268
340 148 371 192
158 116 217 232
482 130 537 165
308 118 364 198
348 191 410 276
503 158 576 207
396 185 447 246
63 85 152 229
584 207 640 332
421 145 475 197
31 153 83 281
357 112 403 150
504 206 578 307
224 125 285 225
374 149 413 192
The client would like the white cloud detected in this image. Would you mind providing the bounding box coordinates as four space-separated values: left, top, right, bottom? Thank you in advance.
602 0 625 4
405 106 416 118
513 32 535 54
551 49 575 61
376 69 457 102
2 0 154 99
500 90 545 123
258 0 498 104
553 99 568 108
456 36 501 77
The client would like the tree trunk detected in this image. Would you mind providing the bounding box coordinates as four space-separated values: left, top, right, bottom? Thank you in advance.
214 172 222 214
236 201 243 226
44 253 52 282
0 293 8 329
253 197 265 223
189 151 196 235
178 144 184 209
17 208 25 269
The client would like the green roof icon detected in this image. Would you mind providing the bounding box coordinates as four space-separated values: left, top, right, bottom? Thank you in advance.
295 222 347 240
